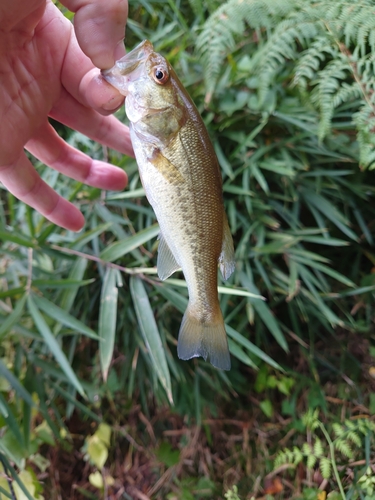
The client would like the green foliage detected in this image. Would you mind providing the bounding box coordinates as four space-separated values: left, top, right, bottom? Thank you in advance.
275 410 375 496
0 0 375 497
197 0 375 169
224 485 241 500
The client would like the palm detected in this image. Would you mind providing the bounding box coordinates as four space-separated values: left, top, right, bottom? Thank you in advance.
0 0 132 230
2 10 67 164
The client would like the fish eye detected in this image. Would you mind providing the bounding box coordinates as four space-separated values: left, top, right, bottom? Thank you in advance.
153 66 169 84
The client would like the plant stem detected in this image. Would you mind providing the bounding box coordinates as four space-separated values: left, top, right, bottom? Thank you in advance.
319 422 346 500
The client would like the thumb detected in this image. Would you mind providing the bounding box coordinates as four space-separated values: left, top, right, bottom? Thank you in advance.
60 0 128 68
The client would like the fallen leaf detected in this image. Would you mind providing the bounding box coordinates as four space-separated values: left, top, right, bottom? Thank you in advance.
264 477 283 495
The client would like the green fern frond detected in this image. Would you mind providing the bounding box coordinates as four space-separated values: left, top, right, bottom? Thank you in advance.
274 416 374 487
302 442 312 456
253 17 319 105
197 0 375 167
311 56 351 139
332 423 344 438
274 451 287 468
307 453 317 470
313 437 324 458
196 0 296 96
292 446 303 465
274 448 296 468
302 408 320 430
345 419 356 431
356 419 375 435
347 431 361 448
293 36 336 88
334 438 353 459
320 457 332 480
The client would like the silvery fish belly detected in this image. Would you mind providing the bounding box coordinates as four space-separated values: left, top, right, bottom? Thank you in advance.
102 40 235 370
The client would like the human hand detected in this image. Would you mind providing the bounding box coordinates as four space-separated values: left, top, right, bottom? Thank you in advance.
0 0 132 231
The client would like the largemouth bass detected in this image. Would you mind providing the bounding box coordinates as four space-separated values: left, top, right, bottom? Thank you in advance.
102 40 235 370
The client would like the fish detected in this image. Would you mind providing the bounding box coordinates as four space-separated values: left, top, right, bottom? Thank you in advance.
102 40 235 370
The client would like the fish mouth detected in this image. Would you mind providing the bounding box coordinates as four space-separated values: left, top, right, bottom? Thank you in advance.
101 40 154 95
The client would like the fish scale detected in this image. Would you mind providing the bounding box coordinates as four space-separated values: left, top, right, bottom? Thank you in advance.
102 40 235 370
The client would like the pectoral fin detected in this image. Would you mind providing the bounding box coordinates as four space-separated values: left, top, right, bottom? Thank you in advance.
148 150 184 184
157 233 180 280
219 213 235 280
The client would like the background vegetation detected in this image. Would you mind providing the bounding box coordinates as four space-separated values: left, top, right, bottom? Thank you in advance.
0 0 375 498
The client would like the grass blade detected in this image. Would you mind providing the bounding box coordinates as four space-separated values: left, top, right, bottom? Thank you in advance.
240 272 288 351
0 293 27 340
27 295 85 396
100 224 159 262
0 360 34 407
33 295 99 340
130 276 173 404
68 222 113 250
98 268 119 381
226 325 283 371
59 258 88 312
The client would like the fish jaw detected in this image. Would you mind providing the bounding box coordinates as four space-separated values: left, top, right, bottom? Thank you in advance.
101 40 154 95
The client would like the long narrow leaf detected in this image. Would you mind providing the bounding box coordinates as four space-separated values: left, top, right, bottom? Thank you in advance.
100 224 159 262
240 272 288 351
0 294 27 340
68 222 113 250
226 325 283 371
0 360 34 407
98 268 119 380
33 295 99 340
130 276 173 404
0 393 24 446
27 295 85 396
59 258 88 313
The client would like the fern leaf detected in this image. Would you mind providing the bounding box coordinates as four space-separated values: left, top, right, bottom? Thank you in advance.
196 0 297 96
313 437 324 458
332 422 344 438
307 453 317 470
334 438 353 459
292 446 303 465
302 442 312 456
347 431 361 447
320 457 332 480
196 0 375 167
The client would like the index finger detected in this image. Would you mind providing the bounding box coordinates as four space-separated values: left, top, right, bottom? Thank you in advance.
60 0 128 68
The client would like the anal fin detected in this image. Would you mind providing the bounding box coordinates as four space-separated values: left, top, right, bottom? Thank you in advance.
219 213 235 280
157 233 180 280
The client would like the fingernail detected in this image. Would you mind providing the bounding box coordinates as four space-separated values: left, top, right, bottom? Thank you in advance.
102 94 124 111
114 40 126 62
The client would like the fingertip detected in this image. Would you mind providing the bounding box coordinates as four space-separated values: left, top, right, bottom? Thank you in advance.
45 196 85 232
89 161 128 191
71 0 128 69
84 72 125 114
68 211 86 232
113 167 128 191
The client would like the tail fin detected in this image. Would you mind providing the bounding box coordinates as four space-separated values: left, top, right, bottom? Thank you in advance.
177 306 231 370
